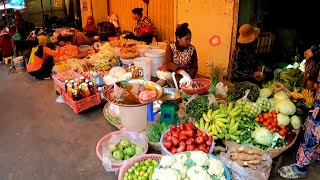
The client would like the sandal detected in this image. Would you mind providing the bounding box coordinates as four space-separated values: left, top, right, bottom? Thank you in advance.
278 165 307 179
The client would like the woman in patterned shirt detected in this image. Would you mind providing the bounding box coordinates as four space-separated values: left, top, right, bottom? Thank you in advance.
157 23 198 88
129 8 157 44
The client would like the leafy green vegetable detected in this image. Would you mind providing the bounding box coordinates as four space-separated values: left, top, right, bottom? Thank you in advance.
227 81 260 102
148 122 169 142
107 113 120 123
186 96 217 121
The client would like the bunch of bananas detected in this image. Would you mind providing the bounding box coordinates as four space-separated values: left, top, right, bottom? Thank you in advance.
301 89 315 106
195 103 242 143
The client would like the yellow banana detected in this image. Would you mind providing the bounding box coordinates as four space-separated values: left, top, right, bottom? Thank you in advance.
207 109 213 120
215 124 222 134
211 125 218 135
203 113 211 123
200 118 205 129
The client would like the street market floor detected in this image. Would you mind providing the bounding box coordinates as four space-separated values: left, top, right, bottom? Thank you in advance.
0 64 319 180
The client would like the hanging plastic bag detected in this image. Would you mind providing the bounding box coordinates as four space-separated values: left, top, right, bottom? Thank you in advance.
13 32 22 41
101 131 148 174
220 146 272 180
216 82 228 97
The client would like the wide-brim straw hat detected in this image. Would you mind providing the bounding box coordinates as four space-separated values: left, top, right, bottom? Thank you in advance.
237 24 260 44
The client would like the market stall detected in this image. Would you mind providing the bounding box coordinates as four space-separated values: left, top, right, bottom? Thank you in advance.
49 29 314 180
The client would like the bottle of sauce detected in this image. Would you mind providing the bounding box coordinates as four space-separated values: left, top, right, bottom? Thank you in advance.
88 82 95 95
67 84 73 98
64 80 69 93
82 84 91 98
80 76 85 83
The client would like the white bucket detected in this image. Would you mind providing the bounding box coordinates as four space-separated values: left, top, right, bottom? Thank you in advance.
133 57 152 80
118 105 148 132
120 58 133 65
13 56 25 70
145 49 166 77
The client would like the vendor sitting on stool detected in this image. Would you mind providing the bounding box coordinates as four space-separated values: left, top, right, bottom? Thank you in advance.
27 35 59 80
125 8 157 44
83 16 97 38
157 23 198 88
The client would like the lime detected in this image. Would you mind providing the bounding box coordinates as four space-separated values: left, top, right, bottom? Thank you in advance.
142 166 147 171
128 168 133 173
147 169 153 174
144 172 149 177
141 177 147 180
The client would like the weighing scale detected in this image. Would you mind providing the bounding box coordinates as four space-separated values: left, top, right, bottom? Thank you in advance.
147 88 181 125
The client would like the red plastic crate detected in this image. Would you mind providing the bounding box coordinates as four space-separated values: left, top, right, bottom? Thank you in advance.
62 91 101 113
52 70 83 92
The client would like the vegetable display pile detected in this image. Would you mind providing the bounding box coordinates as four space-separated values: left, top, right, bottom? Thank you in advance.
186 96 217 121
123 159 159 180
162 123 213 154
195 103 242 142
148 122 169 143
153 151 227 180
227 81 260 102
108 139 144 161
230 147 265 170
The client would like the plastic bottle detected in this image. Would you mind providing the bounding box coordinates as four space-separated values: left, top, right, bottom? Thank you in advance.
88 82 95 95
64 80 69 93
82 84 91 98
67 84 73 98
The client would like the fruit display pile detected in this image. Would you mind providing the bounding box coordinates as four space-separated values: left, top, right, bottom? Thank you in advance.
108 139 144 161
162 123 213 154
124 159 159 180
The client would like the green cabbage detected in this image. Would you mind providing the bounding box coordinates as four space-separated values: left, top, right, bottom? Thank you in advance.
275 100 296 116
274 91 289 101
277 113 290 126
291 115 301 129
252 127 273 146
260 88 273 98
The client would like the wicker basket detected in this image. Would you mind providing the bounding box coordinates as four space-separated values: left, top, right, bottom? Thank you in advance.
223 128 300 159
118 154 163 180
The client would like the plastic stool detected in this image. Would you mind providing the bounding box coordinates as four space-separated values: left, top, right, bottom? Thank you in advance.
3 56 13 64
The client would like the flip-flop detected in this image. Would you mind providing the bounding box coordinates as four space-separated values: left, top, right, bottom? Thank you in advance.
278 165 307 179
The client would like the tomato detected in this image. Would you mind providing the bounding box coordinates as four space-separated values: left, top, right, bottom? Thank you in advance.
273 127 277 132
179 123 186 130
180 130 186 136
263 113 269 119
267 118 273 124
195 136 204 144
268 125 272 130
172 131 180 138
259 118 264 123
186 138 195 145
163 140 173 149
171 147 177 154
198 144 209 153
279 130 286 136
186 122 195 130
179 134 188 141
279 124 286 130
271 122 277 128
256 117 260 122
184 130 195 137
263 122 269 127
196 129 203 137
194 148 199 151
258 114 263 118
271 110 276 114
171 137 180 146
202 134 209 141
186 144 196 151
273 114 277 118
176 142 186 153
170 125 176 132
206 139 212 146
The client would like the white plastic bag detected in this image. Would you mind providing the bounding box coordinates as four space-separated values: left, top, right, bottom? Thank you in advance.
102 131 148 173
216 82 228 97
220 146 272 180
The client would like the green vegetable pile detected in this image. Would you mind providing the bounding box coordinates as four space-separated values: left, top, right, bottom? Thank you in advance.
277 68 304 91
238 116 260 144
106 113 120 123
227 81 260 102
148 122 169 143
186 96 217 121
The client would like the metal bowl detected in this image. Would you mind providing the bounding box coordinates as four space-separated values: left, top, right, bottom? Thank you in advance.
160 88 182 104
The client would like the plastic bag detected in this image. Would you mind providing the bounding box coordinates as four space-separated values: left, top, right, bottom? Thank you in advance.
216 82 228 97
220 146 272 180
101 131 147 173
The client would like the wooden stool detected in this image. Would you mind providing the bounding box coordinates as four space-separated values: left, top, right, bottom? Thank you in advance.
3 56 13 64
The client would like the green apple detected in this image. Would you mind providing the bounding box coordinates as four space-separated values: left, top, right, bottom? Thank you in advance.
117 144 124 151
108 144 118 153
120 139 131 148
112 150 124 160
124 155 131 160
135 145 144 155
124 147 136 156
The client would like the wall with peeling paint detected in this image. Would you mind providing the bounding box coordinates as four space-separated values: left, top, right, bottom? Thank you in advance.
176 0 236 76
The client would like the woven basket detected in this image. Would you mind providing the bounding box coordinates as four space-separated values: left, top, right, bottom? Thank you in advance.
223 128 300 159
118 154 163 180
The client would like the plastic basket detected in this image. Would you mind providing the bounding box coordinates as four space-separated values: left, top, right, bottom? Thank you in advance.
180 78 211 95
118 154 163 180
160 128 215 155
62 91 101 113
52 70 83 92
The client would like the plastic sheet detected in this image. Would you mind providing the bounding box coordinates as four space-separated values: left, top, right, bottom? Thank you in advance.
101 131 148 174
220 146 272 180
